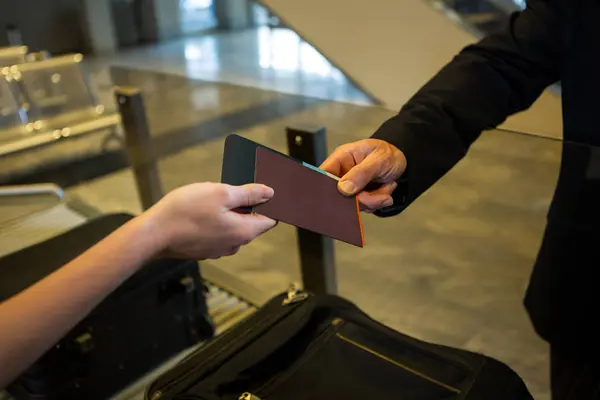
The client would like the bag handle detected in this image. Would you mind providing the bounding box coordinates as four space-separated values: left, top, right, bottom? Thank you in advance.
205 298 318 395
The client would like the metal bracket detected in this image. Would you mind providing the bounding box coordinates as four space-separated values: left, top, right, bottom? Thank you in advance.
286 125 337 295
0 183 64 200
114 86 163 210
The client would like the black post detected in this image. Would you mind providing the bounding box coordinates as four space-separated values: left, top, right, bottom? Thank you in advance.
286 125 337 295
115 86 163 210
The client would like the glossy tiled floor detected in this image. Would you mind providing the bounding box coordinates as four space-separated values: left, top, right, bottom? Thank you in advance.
66 68 559 399
87 27 372 107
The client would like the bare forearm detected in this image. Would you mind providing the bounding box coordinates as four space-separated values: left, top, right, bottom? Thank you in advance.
0 181 276 388
0 214 163 388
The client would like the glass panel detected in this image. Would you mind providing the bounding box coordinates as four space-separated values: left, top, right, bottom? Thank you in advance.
0 46 28 68
0 77 25 130
15 57 97 122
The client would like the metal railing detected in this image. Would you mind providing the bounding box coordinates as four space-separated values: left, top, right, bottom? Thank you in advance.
0 183 64 200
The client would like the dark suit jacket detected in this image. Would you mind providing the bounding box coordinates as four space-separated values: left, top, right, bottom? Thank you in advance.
372 0 600 348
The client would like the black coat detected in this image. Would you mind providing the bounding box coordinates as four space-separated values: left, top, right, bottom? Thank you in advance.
372 0 599 348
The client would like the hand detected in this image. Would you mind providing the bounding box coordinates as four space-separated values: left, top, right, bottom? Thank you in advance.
320 139 407 212
145 183 276 260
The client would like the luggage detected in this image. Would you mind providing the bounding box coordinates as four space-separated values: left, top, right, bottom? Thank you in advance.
0 213 214 400
147 287 532 400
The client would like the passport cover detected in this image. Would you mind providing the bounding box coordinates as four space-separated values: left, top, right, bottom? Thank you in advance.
254 146 364 247
221 134 294 212
221 133 340 187
221 134 264 188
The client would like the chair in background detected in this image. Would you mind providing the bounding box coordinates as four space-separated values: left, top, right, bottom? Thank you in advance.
0 54 121 184
24 50 50 63
0 46 28 68
11 54 120 136
0 71 26 130
0 70 34 149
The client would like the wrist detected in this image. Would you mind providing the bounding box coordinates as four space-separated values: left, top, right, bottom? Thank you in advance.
133 207 171 260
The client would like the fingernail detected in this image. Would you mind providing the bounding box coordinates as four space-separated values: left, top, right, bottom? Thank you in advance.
382 198 394 207
390 182 398 191
339 180 356 195
261 186 274 201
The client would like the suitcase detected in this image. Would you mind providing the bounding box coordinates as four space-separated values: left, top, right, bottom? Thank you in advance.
0 213 214 400
146 286 533 400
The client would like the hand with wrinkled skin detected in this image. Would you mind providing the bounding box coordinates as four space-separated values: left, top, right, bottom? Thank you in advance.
320 139 407 212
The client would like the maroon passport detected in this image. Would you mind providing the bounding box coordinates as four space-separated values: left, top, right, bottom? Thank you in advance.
253 147 364 247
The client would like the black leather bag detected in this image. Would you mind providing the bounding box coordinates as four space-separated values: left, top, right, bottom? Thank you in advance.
147 287 532 400
0 213 214 400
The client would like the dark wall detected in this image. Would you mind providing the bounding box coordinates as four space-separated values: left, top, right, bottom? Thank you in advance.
0 0 85 54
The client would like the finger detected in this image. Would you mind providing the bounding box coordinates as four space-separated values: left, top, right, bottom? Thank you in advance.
368 181 397 197
355 182 396 211
225 184 274 209
320 152 348 177
320 146 362 177
338 152 385 196
223 245 241 256
205 245 240 260
358 191 393 211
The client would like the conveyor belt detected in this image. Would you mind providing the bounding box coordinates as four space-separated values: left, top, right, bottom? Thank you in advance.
206 283 257 335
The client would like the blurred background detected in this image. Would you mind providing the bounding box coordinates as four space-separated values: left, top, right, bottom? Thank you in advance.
0 1 561 398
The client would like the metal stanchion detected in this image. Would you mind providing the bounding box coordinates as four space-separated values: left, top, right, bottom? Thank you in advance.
286 125 337 295
114 86 163 210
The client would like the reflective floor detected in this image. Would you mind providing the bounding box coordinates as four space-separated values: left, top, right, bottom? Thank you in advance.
58 68 558 399
0 8 566 399
2 23 562 398
88 27 372 107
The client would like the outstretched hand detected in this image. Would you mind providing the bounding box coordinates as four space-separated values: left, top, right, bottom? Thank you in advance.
146 183 277 260
320 139 407 212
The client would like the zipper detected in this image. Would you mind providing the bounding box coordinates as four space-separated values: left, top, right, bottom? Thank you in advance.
249 319 460 399
251 318 345 398
368 323 479 394
154 313 279 398
238 393 261 400
150 286 309 400
335 333 461 394
349 307 478 387
282 285 308 305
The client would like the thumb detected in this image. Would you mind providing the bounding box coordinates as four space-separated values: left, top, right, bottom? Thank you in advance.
337 153 382 196
225 184 274 209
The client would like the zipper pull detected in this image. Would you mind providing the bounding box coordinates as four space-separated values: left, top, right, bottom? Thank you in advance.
150 391 162 400
282 283 308 306
239 393 262 400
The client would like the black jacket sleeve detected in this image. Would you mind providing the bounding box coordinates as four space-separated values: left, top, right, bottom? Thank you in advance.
372 0 564 217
